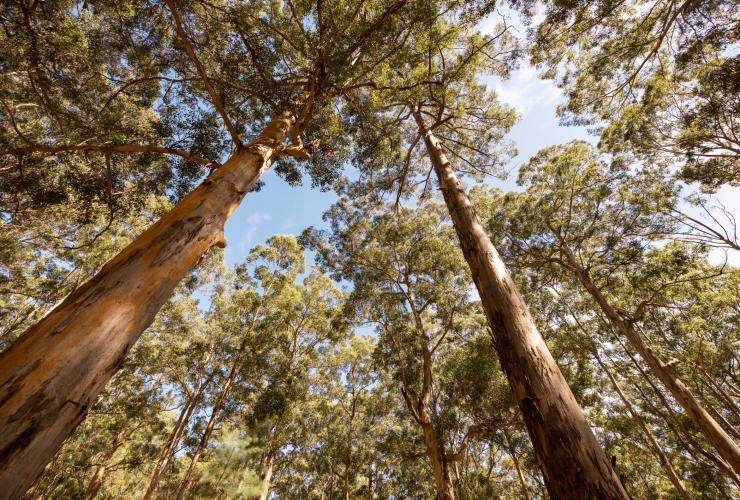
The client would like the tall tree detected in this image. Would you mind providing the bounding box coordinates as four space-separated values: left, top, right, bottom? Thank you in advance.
339 13 629 497
527 0 740 190
0 0 418 494
308 200 541 499
499 140 740 475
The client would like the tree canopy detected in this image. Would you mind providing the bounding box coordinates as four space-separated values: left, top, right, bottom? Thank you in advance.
1 0 738 499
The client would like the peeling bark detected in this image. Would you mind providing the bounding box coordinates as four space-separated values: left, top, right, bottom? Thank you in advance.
0 112 298 499
413 108 629 499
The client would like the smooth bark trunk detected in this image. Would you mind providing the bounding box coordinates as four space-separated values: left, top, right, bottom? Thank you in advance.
612 331 740 486
562 249 740 475
413 109 629 499
503 431 531 500
0 112 297 499
594 352 692 499
144 373 210 499
177 371 236 495
255 449 275 500
178 299 265 496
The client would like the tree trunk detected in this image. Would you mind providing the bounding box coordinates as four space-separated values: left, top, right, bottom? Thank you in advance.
178 298 266 496
178 372 236 496
613 331 740 486
503 431 531 500
0 111 298 499
412 108 629 500
562 248 740 475
367 463 374 500
255 448 276 500
421 423 456 500
594 351 692 499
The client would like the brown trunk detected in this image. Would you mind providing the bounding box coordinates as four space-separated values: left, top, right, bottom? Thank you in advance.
613 332 740 486
421 423 456 500
144 372 210 499
413 108 628 500
594 352 692 499
0 112 297 499
255 449 275 500
562 248 740 475
83 466 106 500
178 298 266 496
178 371 236 495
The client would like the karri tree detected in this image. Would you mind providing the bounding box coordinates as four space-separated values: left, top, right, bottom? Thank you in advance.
0 0 422 494
336 9 630 497
499 140 740 475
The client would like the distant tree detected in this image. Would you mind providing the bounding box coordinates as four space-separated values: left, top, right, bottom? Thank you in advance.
528 0 739 190
497 140 740 476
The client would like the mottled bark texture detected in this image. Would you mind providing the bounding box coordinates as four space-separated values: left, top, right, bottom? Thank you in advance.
0 112 297 499
413 109 629 499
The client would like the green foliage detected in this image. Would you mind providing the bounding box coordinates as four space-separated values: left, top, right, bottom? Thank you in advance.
527 0 739 191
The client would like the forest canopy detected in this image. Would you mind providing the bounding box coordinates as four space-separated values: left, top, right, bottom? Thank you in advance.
0 0 738 499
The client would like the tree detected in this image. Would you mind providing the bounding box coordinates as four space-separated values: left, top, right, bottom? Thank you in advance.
527 0 739 190
0 0 418 493
499 140 740 475
336 11 629 496
308 200 538 498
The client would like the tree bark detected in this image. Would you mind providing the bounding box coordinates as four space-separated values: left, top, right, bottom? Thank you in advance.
594 351 692 499
178 298 266 496
503 431 531 500
177 374 236 496
0 111 298 499
561 247 740 475
412 108 629 500
421 423 456 500
255 448 276 500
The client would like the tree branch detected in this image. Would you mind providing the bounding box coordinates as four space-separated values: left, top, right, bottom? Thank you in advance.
3 144 216 167
164 0 243 148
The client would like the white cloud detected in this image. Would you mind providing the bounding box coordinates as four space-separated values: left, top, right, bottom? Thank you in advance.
237 211 271 250
490 65 562 114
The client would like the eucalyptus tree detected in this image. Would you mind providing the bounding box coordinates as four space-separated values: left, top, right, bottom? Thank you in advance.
498 140 740 475
0 0 426 493
175 235 305 496
271 334 395 499
337 10 629 497
0 194 173 351
307 199 524 499
170 236 343 499
527 0 740 190
243 270 346 500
